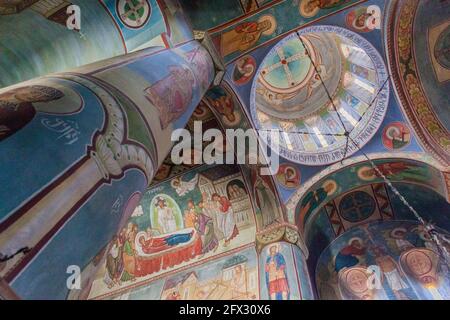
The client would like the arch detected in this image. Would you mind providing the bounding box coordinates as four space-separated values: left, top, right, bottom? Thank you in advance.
226 179 247 200
315 220 450 300
286 153 449 235
385 0 450 166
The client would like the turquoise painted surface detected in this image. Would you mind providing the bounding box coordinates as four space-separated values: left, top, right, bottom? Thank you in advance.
0 0 124 87
181 0 245 31
0 78 105 222
316 221 450 300
101 0 166 50
10 169 148 300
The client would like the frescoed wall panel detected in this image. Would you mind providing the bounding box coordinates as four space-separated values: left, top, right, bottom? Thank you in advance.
86 164 257 299
9 169 147 300
294 158 447 232
94 246 260 300
208 0 362 63
101 0 166 51
316 221 450 300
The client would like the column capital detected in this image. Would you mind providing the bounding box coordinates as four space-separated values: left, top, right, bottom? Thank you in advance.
256 224 309 258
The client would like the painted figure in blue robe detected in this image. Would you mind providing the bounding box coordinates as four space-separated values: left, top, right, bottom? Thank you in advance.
335 238 366 273
265 245 290 300
138 230 194 254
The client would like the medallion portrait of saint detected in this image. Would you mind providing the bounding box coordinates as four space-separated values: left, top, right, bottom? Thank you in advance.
214 15 276 58
0 85 64 142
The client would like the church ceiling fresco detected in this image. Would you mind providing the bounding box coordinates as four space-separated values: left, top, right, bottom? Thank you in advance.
83 96 293 299
293 157 447 232
206 0 363 64
316 220 450 300
250 25 390 165
85 0 450 300
386 0 450 165
0 0 194 88
221 0 434 205
305 182 450 284
0 0 449 302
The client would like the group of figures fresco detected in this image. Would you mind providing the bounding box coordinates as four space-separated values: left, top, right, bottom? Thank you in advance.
2 0 450 302
86 164 252 296
94 242 312 300
316 221 450 300
86 160 305 299
208 0 360 63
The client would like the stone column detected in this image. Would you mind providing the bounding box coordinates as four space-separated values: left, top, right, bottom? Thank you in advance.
0 40 214 299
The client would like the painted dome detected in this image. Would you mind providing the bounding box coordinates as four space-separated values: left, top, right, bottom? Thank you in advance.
250 25 390 166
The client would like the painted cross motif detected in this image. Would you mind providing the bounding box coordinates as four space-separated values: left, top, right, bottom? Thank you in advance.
260 39 310 89
116 0 151 29
339 191 375 223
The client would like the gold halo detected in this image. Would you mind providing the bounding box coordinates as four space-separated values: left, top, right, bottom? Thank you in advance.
348 237 363 246
266 242 281 255
322 179 338 196
299 0 320 18
258 15 277 36
385 126 401 140
357 166 376 181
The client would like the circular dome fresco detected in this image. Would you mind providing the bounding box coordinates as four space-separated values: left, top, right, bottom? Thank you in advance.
250 25 390 166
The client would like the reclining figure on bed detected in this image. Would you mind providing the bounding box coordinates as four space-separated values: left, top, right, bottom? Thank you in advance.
137 229 195 254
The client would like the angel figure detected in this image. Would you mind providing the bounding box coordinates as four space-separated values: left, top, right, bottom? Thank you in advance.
171 174 199 196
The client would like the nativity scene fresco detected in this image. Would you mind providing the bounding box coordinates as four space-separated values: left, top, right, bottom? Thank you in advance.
0 0 449 302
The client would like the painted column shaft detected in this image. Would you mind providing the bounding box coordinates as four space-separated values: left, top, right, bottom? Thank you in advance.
0 40 214 299
0 0 193 88
260 241 315 300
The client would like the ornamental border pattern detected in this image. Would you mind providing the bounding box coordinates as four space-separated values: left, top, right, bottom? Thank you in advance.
386 0 450 166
